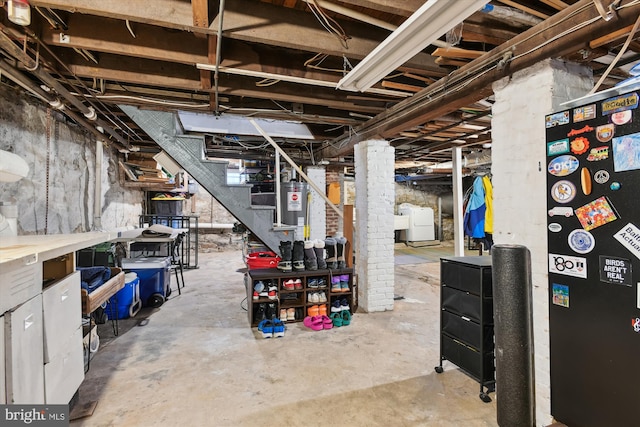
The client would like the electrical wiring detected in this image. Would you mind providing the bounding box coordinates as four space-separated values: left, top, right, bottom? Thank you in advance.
306 0 350 49
77 93 213 109
255 78 280 87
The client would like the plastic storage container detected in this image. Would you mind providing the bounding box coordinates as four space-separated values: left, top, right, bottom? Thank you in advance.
122 257 171 307
107 272 141 319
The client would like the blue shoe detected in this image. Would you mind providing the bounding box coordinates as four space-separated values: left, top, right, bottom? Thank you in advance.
257 319 273 338
272 319 285 337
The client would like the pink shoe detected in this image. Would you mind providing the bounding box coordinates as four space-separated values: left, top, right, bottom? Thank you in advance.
320 315 333 329
303 316 323 331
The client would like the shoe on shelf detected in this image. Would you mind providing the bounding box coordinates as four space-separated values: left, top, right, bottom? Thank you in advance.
330 312 343 327
331 276 341 292
308 278 318 288
272 319 286 337
331 300 342 313
287 308 296 321
257 319 273 338
268 289 277 300
309 292 319 303
254 281 265 293
252 290 260 300
294 278 303 290
340 275 350 292
317 278 327 288
256 303 267 322
318 291 327 303
341 310 352 326
320 315 333 329
280 309 287 320
283 279 295 291
340 298 350 311
266 302 277 320
308 305 319 317
318 304 327 316
296 307 304 320
303 316 323 331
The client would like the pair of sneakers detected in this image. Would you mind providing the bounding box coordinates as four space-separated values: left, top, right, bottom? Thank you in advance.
307 304 327 317
253 281 277 300
307 278 327 289
282 278 303 290
330 310 352 327
258 318 285 338
330 297 350 313
308 291 327 303
280 307 300 321
330 275 349 292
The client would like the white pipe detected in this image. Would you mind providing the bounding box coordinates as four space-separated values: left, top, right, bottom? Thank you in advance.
452 147 464 256
275 151 282 226
93 140 103 230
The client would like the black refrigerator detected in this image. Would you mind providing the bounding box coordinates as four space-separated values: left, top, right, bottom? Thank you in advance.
545 83 640 427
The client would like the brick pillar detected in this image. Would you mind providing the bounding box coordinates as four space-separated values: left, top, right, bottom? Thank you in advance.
354 139 395 312
491 58 592 426
305 166 326 241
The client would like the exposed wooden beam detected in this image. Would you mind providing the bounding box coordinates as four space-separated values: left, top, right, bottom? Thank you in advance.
432 47 485 59
322 0 640 158
381 81 423 93
461 22 518 46
589 24 637 49
30 0 443 73
539 0 570 10
192 0 209 28
495 0 550 19
435 57 469 67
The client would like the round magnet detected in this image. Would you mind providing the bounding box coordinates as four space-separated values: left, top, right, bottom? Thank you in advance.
611 110 632 125
596 124 614 142
610 181 621 190
551 180 576 204
548 223 562 233
568 229 595 254
593 170 610 184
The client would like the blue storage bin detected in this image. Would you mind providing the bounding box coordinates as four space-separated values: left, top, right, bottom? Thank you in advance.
107 272 140 319
122 257 171 308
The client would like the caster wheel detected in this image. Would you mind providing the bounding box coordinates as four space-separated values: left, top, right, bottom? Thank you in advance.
479 393 492 403
434 366 444 374
148 293 165 308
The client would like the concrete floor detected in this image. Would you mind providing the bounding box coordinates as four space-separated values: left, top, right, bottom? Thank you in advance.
72 244 497 427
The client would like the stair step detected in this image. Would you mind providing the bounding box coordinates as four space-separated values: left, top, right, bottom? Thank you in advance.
273 225 297 232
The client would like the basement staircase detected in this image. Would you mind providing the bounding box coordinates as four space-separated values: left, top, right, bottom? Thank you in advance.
119 105 293 253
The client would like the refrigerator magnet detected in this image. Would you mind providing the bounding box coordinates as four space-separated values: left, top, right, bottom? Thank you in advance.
574 196 618 231
546 111 570 128
547 139 570 156
570 137 589 155
580 167 592 195
567 125 594 137
633 317 640 333
548 223 562 232
602 92 638 116
573 104 596 123
551 180 576 204
549 253 587 278
637 284 640 310
593 170 610 184
596 124 615 142
611 110 632 125
612 132 640 172
586 146 609 161
613 223 640 261
548 155 579 176
598 255 632 286
568 229 595 254
552 283 570 308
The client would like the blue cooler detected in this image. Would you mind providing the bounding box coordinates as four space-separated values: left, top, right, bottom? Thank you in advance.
122 257 171 307
107 272 141 319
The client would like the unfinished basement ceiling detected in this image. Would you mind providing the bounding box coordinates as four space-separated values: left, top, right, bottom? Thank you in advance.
0 0 639 175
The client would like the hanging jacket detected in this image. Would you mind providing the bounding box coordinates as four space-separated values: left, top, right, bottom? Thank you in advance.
464 176 486 238
482 175 494 234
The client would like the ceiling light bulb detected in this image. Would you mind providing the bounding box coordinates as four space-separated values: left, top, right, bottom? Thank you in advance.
7 0 31 26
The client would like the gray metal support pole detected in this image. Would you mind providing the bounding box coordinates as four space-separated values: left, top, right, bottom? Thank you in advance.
492 244 535 427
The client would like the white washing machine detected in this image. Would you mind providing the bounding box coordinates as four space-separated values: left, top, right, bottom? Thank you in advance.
399 204 435 242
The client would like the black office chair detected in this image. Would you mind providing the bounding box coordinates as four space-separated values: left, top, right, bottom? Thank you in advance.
170 232 185 295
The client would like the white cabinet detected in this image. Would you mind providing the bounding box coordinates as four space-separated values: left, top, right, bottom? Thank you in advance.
0 314 5 404
4 294 45 404
44 328 84 404
42 272 81 363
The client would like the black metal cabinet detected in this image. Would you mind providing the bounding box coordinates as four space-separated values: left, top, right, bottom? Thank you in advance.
435 256 495 402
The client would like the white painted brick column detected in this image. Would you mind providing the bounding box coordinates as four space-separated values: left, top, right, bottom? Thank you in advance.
354 139 395 312
305 166 327 242
492 58 592 426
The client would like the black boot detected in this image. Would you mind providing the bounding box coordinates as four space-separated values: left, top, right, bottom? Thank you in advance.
255 303 266 322
266 302 277 320
336 236 347 269
325 237 337 269
314 239 327 270
292 240 305 271
304 240 318 271
277 241 293 272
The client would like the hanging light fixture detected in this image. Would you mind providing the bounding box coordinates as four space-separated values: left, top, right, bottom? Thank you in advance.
7 0 31 26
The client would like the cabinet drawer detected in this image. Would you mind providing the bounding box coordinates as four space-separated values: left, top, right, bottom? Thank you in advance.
441 334 494 383
442 286 493 323
0 261 42 314
44 327 84 404
441 311 494 350
43 271 81 363
441 260 492 296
